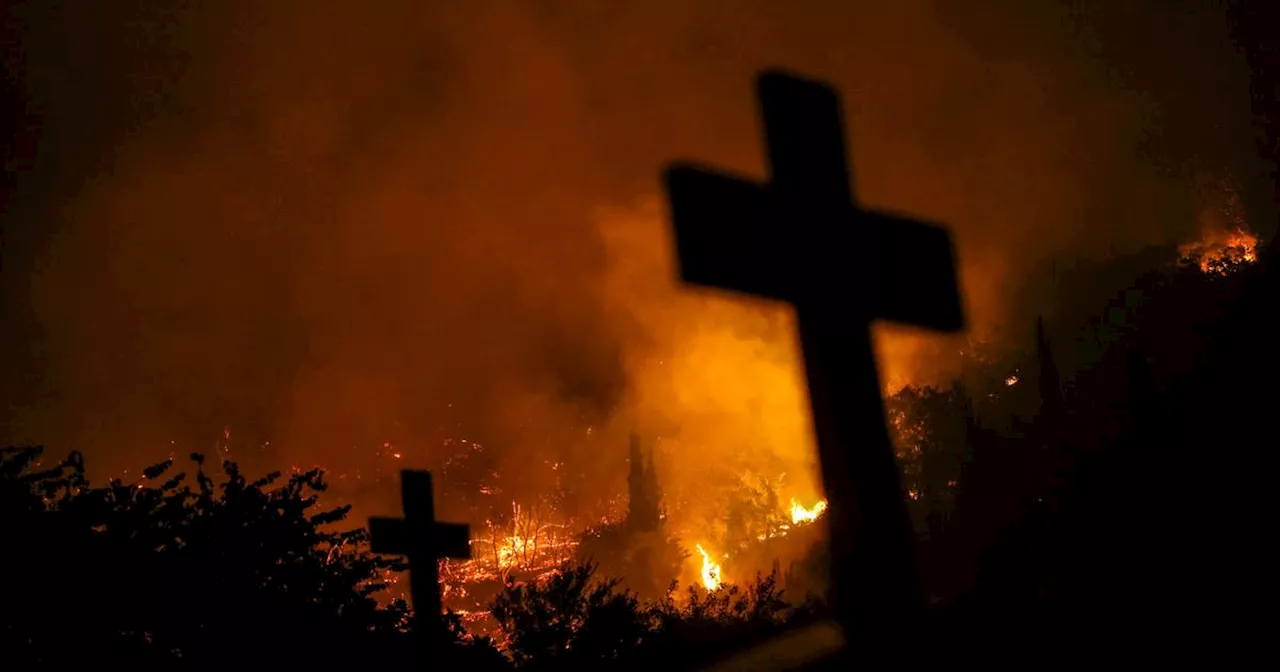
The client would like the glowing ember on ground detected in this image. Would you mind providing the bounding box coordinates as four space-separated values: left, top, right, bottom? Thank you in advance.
695 544 724 591
440 501 582 589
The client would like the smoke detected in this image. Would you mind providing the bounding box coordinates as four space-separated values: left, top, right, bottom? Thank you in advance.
0 0 1264 527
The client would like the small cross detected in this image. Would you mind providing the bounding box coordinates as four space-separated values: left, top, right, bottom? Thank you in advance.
664 71 964 638
370 470 471 646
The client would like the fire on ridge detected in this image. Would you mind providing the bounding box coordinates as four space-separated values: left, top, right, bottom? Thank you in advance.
1179 176 1261 275
1179 227 1259 275
104 174 1259 637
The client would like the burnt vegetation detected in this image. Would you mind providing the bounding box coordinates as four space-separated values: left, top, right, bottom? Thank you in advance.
3 242 1276 667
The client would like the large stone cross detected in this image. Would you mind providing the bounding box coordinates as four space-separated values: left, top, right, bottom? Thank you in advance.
664 71 964 636
369 470 471 646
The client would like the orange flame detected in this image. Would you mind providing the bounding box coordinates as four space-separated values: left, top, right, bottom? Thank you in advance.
1179 175 1259 275
695 543 723 591
1180 228 1259 275
788 498 828 525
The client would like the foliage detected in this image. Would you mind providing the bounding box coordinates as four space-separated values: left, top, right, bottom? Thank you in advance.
575 520 629 576
627 433 662 533
721 475 788 551
0 448 503 669
490 560 803 669
648 571 792 640
577 439 688 601
5 242 1278 665
490 561 649 668
886 384 971 527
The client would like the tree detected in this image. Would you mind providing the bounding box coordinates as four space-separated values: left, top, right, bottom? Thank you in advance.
490 561 649 668
626 432 661 533
0 446 505 669
489 560 804 670
575 434 685 602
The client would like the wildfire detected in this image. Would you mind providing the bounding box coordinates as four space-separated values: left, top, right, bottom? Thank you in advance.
695 544 724 591
1180 228 1259 275
789 498 828 525
1179 174 1260 275
440 501 582 587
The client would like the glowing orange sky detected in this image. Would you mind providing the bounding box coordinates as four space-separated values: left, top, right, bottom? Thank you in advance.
0 0 1269 521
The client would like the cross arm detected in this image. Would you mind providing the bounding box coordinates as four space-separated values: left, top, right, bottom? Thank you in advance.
432 523 472 559
369 518 472 560
664 164 794 303
862 210 965 332
369 517 409 556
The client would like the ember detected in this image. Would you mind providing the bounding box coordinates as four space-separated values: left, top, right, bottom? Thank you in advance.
443 501 581 585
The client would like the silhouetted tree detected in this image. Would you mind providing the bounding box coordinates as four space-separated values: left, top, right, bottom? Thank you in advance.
1035 316 1064 427
626 432 661 533
491 561 649 668
490 560 804 669
0 447 505 669
574 434 685 601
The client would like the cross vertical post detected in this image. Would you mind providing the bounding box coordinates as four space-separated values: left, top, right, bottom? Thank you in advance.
370 470 471 653
663 70 964 643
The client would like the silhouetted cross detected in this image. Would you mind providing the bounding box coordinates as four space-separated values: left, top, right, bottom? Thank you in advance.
370 471 470 644
664 71 964 636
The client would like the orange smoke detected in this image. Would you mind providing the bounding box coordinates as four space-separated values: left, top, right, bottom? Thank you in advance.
591 194 989 523
0 2 1266 560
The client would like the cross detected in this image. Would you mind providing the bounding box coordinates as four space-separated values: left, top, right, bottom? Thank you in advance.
369 470 471 648
664 71 964 640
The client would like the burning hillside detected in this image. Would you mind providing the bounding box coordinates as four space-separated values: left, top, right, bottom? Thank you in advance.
1178 174 1260 275
425 431 836 627
1179 228 1259 274
371 375 1025 635
2 2 1270 655
88 167 1256 641
8 1 1267 494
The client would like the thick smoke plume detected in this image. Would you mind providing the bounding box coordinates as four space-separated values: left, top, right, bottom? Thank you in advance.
1 1 1266 526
